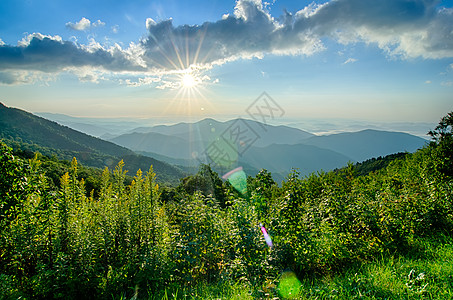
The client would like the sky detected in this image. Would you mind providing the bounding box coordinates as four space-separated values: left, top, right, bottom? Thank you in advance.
0 0 452 127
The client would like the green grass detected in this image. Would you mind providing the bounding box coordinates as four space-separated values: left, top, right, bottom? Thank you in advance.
129 234 453 300
112 281 255 300
295 234 453 299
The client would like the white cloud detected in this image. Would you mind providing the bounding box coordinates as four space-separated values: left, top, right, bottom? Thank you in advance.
146 18 157 30
121 76 161 87
0 70 55 85
343 58 357 64
18 32 62 47
156 80 179 90
92 20 105 28
302 0 453 59
66 17 105 31
111 25 120 34
67 67 107 83
425 80 432 84
441 81 453 86
0 38 4 46
66 17 91 31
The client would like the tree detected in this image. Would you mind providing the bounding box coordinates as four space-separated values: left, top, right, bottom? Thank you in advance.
428 111 453 142
178 164 227 206
428 111 453 177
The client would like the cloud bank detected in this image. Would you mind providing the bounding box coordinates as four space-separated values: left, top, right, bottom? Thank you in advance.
1 0 452 85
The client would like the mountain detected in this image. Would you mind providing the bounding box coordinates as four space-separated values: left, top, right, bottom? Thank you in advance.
301 129 427 162
108 118 427 180
0 103 186 183
123 118 315 147
111 132 194 159
241 143 352 177
109 118 315 159
109 118 352 179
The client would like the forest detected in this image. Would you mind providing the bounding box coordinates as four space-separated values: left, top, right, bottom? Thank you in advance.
1 112 452 299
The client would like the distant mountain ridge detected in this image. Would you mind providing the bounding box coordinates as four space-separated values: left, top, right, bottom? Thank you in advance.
110 118 315 158
0 103 186 183
112 132 192 159
107 116 427 179
126 118 315 147
302 129 427 162
241 143 352 175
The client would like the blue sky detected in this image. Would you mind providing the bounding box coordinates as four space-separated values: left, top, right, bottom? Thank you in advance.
0 0 452 125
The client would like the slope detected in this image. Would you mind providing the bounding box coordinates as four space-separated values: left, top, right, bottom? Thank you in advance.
0 103 186 183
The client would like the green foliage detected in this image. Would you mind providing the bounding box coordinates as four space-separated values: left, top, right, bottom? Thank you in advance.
0 112 453 299
350 152 408 176
177 164 228 207
429 111 453 177
0 142 28 223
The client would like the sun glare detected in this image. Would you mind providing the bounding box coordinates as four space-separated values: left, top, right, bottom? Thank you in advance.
181 73 199 88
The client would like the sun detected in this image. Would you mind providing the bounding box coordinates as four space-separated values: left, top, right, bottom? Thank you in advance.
181 73 199 89
170 68 214 112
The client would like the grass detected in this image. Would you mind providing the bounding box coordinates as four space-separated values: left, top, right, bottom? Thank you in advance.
118 234 453 299
113 281 255 300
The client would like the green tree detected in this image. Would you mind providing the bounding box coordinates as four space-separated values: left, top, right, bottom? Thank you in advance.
429 111 453 177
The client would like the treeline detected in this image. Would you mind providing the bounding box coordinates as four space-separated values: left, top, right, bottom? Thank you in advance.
1 113 452 299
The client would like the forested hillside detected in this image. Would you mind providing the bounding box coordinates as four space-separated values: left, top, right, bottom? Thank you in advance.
0 103 187 183
0 112 452 299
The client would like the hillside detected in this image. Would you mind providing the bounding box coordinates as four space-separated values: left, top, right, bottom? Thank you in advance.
0 103 186 183
301 129 427 162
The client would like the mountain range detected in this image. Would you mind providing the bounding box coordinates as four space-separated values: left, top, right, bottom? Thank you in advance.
1 103 428 182
106 118 427 179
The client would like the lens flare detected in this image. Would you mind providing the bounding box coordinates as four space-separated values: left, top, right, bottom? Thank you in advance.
207 138 238 168
222 166 247 195
260 223 273 248
278 271 302 299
